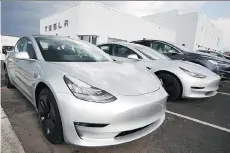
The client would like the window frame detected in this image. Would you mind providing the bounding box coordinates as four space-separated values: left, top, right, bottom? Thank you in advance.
97 44 113 55
151 41 183 54
14 37 38 60
15 37 27 52
112 44 142 59
23 37 37 59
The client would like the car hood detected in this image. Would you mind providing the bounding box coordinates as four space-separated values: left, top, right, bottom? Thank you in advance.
138 59 218 76
49 62 161 96
191 52 230 63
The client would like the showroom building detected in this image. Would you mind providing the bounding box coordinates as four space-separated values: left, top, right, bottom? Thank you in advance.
143 10 223 51
1 35 20 60
1 35 20 47
40 2 176 45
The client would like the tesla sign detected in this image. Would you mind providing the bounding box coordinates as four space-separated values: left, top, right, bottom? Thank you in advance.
45 20 69 32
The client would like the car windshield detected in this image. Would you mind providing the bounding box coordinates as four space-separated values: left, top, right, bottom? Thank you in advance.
169 42 194 53
35 37 112 62
130 44 171 60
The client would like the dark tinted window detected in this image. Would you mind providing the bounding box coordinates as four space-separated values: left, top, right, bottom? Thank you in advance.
132 40 150 47
151 41 180 54
132 44 170 60
98 45 112 55
16 38 26 52
35 37 112 62
22 38 37 59
113 45 142 58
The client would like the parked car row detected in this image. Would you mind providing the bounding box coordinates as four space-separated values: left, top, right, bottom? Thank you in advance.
3 35 228 147
97 42 221 101
129 39 230 80
197 49 230 60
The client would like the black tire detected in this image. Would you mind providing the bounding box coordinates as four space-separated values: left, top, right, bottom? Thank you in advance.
5 68 15 89
157 73 182 101
38 87 64 144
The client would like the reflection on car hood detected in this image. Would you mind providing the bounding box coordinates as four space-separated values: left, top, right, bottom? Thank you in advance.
49 62 161 96
139 59 218 76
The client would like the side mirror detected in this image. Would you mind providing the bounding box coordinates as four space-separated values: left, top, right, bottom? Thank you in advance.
15 52 30 59
127 54 138 59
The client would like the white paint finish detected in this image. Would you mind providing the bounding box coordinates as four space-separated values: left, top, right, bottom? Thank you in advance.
1 35 20 47
40 5 79 39
194 14 223 51
143 11 222 51
40 2 176 44
1 107 25 153
166 110 230 133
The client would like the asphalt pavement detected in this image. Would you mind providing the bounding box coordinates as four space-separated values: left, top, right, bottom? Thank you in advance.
1 62 230 153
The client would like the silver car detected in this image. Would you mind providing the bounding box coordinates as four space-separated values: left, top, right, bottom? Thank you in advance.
97 42 221 101
4 35 168 146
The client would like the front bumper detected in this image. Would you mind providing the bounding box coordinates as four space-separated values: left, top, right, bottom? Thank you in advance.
181 74 221 98
55 87 167 146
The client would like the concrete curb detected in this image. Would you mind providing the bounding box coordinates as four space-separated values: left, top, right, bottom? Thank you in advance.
1 107 25 153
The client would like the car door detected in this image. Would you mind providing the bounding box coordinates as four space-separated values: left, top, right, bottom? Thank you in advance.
111 44 142 62
14 37 38 101
7 38 27 85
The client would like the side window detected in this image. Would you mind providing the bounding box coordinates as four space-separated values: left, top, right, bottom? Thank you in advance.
132 41 150 47
98 45 112 55
150 42 159 50
153 42 179 54
16 38 26 52
113 45 142 58
164 44 179 53
22 38 37 59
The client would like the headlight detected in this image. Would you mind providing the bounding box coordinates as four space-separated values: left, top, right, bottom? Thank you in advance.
179 67 206 78
208 60 218 65
64 75 116 103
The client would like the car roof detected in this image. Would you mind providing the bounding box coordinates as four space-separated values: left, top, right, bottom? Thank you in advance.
131 39 167 43
97 41 133 46
17 35 80 41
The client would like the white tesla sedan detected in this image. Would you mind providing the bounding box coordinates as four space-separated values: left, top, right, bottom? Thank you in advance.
98 42 221 101
4 35 168 146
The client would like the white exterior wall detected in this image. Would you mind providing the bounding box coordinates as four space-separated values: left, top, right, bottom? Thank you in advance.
40 6 79 39
1 35 20 60
40 2 176 44
1 35 20 47
194 14 222 51
143 11 222 51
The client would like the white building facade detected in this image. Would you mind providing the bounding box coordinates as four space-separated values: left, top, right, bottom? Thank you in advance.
143 10 223 51
1 35 20 47
1 35 20 60
40 2 176 45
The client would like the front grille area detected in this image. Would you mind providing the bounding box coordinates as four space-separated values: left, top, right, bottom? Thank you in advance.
205 91 214 96
74 122 109 128
191 87 205 89
115 123 152 138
